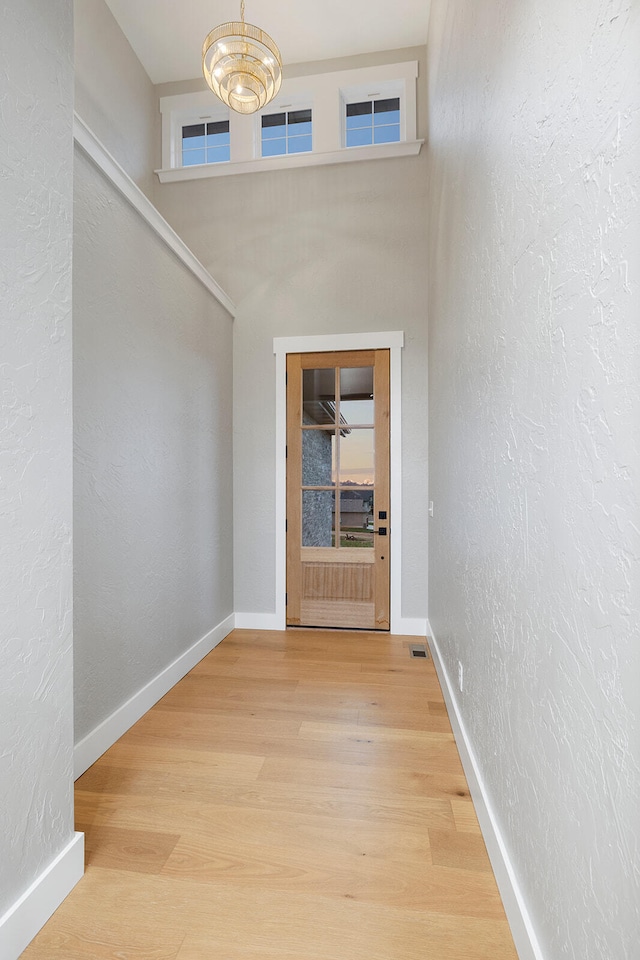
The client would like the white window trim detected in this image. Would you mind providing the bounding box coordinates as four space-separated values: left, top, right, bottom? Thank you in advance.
341 81 406 149
161 92 230 169
271 331 406 635
157 61 422 182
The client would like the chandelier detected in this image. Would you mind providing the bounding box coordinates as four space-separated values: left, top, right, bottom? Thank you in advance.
202 0 282 115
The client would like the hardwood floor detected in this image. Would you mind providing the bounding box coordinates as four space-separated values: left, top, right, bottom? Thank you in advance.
22 629 518 960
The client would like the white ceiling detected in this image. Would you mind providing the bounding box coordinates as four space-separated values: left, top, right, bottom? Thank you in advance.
103 0 431 85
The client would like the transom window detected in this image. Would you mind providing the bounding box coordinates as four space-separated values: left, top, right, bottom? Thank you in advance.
261 109 312 157
182 120 230 166
345 98 400 148
159 62 420 180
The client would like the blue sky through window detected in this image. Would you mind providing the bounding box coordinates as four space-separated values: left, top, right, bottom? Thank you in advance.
346 98 400 148
262 109 312 157
182 120 230 166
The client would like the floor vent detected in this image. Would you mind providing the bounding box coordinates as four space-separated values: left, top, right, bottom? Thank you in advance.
409 644 429 659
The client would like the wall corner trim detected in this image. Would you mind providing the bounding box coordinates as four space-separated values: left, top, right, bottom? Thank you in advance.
74 614 235 778
426 621 546 960
0 831 84 960
72 114 236 318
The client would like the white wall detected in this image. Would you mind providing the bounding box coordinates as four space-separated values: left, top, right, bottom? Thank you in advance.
73 148 235 747
427 1 640 957
75 0 160 198
0 0 77 925
155 49 429 625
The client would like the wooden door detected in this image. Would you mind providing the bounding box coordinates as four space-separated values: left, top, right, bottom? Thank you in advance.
286 350 390 630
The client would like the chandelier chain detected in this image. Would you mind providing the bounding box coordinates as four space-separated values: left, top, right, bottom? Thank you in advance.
240 0 245 23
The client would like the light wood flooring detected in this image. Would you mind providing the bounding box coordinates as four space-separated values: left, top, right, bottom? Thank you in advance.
23 629 518 960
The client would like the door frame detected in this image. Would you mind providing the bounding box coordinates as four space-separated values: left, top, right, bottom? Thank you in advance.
273 331 404 632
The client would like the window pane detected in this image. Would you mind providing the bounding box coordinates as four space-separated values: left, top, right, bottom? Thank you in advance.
288 135 312 154
262 138 287 157
207 120 229 136
346 127 373 147
206 131 230 147
289 109 312 125
303 368 336 422
339 428 374 485
346 114 372 131
302 490 335 547
262 123 286 140
374 109 400 127
183 123 205 140
374 97 400 114
340 398 374 424
346 101 372 117
339 366 374 424
262 112 286 128
182 149 206 166
302 429 336 486
183 134 205 149
339 489 375 547
289 121 312 137
374 124 400 144
206 145 230 163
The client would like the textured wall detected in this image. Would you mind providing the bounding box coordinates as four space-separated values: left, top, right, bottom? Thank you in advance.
0 0 75 914
155 49 429 621
427 1 640 957
75 0 160 198
73 149 234 743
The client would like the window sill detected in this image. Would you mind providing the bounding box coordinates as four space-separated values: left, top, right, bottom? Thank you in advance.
155 139 424 183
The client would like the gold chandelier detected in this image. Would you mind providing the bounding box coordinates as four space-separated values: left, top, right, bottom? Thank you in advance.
202 0 282 115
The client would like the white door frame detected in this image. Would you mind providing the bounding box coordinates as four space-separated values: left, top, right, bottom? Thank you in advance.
273 331 405 633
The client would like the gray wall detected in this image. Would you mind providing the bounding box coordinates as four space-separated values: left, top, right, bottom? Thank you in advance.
74 0 160 198
155 48 429 622
73 149 234 743
0 0 75 914
427 1 640 957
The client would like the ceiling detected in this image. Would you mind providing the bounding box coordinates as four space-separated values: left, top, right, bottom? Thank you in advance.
103 0 431 85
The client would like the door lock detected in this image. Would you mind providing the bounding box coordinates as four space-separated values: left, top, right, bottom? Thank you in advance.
376 526 387 536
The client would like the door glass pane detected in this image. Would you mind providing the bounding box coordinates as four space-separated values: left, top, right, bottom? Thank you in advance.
303 368 336 423
338 428 374 485
339 489 375 547
302 489 335 547
339 367 374 425
302 429 336 485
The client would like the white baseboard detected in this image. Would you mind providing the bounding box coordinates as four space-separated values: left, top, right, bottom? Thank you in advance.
235 613 428 636
393 616 428 637
234 612 283 630
0 831 84 960
234 612 428 636
74 614 235 778
426 620 545 960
